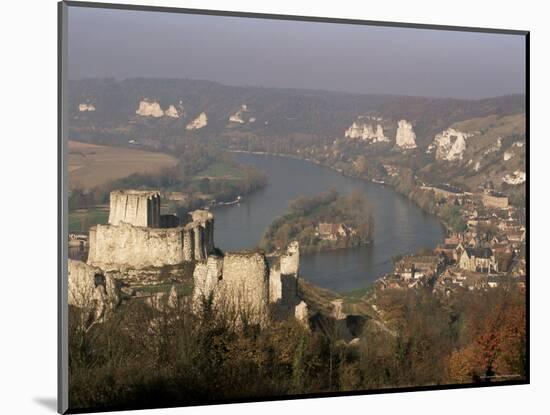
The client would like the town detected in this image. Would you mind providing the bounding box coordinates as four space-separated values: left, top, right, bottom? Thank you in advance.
379 183 526 294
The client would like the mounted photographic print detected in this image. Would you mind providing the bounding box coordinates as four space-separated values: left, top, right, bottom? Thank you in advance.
58 1 529 413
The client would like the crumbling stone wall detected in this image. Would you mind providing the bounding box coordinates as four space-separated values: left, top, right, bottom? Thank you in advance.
192 255 224 309
268 241 299 304
68 259 120 325
190 210 215 257
267 256 282 303
89 190 215 270
222 251 269 324
88 223 188 270
193 242 302 325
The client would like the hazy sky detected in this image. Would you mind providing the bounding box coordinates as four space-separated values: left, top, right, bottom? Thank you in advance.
67 6 526 99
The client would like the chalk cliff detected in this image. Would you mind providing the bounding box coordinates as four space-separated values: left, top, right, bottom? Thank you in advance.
164 104 180 118
186 112 208 130
395 120 417 149
78 103 96 112
503 170 526 185
228 104 252 124
136 100 164 117
429 128 473 161
344 121 389 142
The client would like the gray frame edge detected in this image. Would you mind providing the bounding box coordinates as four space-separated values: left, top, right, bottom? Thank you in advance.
58 1 69 414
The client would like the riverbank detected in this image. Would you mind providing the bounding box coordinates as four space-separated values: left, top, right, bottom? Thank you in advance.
229 148 449 246
219 151 446 294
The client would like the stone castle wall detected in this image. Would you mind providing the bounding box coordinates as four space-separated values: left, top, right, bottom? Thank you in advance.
222 251 269 323
88 223 188 270
88 219 214 270
192 255 224 307
193 242 301 325
280 241 299 276
68 259 119 310
89 190 214 270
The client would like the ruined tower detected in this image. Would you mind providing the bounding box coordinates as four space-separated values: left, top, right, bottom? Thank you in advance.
108 190 161 228
192 242 301 326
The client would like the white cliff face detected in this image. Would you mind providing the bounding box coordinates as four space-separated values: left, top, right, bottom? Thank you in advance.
395 120 417 149
136 100 164 117
503 170 526 185
429 128 473 161
229 113 245 124
482 137 503 157
375 124 387 141
228 104 250 124
79 103 96 112
186 112 208 130
164 105 180 118
503 141 526 161
503 150 514 161
344 120 389 143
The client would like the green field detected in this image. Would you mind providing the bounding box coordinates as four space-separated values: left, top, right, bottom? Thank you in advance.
132 281 193 297
69 207 109 233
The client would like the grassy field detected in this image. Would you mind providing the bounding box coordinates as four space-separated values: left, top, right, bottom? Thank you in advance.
68 140 177 190
132 281 193 297
69 207 109 232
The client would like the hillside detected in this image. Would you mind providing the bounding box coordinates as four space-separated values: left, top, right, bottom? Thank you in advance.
69 78 524 143
419 113 526 195
68 77 526 199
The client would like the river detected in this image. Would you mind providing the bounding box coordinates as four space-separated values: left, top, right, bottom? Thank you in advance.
212 153 446 293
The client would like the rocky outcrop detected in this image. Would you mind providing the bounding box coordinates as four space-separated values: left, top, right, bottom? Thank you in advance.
503 150 514 161
228 104 254 125
429 128 473 161
482 137 503 157
186 112 208 130
395 120 417 149
164 105 180 118
344 121 389 143
503 170 526 185
78 103 96 112
136 100 181 118
504 141 525 161
136 100 164 117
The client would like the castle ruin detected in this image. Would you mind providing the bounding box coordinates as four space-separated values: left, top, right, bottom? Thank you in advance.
192 241 302 326
70 189 307 327
87 190 214 270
